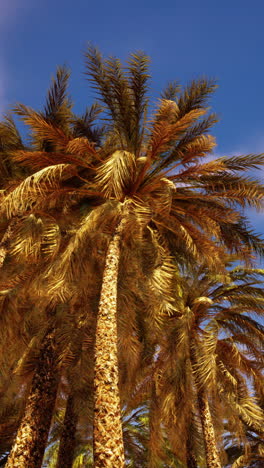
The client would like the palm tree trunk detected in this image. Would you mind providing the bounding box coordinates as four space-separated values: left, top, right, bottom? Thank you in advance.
0 218 18 268
148 385 164 468
56 393 77 468
197 391 221 468
6 328 59 468
93 218 125 468
186 451 198 468
186 433 198 468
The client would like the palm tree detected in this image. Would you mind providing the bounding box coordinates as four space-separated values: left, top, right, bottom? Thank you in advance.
0 69 75 468
1 47 264 466
5 326 59 468
153 259 264 468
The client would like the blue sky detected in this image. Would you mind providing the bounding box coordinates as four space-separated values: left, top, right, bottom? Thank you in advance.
1 0 263 233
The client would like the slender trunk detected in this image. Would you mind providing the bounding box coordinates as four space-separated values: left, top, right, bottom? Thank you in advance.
6 329 59 468
56 393 78 468
148 385 164 468
186 451 198 468
93 218 125 468
190 349 221 468
0 218 18 267
186 433 198 468
197 391 221 468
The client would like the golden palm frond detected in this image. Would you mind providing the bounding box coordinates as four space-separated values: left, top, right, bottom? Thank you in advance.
1 164 76 218
147 107 207 161
95 150 136 199
14 104 70 150
177 78 217 116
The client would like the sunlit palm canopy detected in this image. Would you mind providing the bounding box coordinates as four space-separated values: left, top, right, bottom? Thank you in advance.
0 47 264 277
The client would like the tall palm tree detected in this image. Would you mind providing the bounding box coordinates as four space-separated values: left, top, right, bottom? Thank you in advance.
1 47 264 466
0 69 75 468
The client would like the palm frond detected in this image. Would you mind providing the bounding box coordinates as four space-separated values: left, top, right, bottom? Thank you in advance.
43 65 72 127
177 78 217 116
218 154 264 172
1 164 76 217
160 81 181 101
126 51 150 151
14 104 70 150
95 150 136 199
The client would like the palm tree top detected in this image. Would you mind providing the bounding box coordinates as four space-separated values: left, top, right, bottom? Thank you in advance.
0 46 263 270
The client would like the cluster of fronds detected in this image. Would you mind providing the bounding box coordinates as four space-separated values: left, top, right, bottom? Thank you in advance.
0 47 263 468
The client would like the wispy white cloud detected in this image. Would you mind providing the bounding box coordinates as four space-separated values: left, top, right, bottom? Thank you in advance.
0 0 32 31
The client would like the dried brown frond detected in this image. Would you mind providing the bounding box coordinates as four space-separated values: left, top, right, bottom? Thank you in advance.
14 104 70 150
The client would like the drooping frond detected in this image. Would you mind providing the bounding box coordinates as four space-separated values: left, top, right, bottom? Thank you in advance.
95 150 136 199
219 219 264 257
9 214 61 263
192 321 219 389
146 229 177 317
1 164 76 218
199 173 264 209
12 147 93 171
147 106 207 161
14 104 70 150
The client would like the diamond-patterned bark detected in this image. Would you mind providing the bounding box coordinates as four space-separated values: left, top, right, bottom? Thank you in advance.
6 330 59 468
197 393 222 468
93 219 125 467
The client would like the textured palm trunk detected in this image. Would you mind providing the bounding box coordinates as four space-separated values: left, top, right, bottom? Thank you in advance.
6 329 59 468
186 433 198 468
0 218 18 267
56 393 77 468
197 391 221 468
186 452 198 468
148 385 164 468
93 218 125 468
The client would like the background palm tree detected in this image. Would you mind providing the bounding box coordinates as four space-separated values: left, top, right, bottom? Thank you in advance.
152 258 264 468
